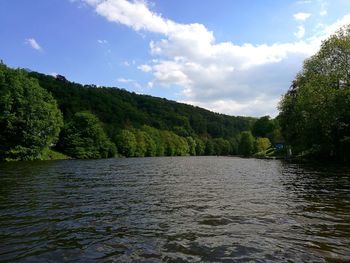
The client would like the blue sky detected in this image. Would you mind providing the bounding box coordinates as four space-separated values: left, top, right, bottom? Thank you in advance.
1 0 350 116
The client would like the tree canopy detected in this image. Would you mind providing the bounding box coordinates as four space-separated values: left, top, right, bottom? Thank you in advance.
28 71 255 141
59 111 116 159
0 60 284 160
0 64 63 160
238 131 255 157
279 25 350 160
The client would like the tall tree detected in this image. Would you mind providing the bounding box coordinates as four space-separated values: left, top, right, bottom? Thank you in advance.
59 111 116 159
238 131 255 157
279 25 350 160
252 116 275 138
116 129 137 157
0 64 63 160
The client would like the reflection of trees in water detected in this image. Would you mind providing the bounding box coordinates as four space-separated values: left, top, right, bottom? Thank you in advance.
0 161 56 199
281 161 350 203
280 161 350 261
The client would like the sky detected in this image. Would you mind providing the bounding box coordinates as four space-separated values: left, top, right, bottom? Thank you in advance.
1 0 350 117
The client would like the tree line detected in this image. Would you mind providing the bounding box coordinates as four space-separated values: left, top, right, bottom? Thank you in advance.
0 61 283 161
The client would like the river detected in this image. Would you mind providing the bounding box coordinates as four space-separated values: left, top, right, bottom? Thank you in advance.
0 157 349 262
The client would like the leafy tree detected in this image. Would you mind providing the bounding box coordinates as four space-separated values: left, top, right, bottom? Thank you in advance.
213 138 231 155
252 116 275 138
205 139 215 155
186 136 197 156
238 131 255 156
133 130 147 157
194 137 205 155
228 136 240 155
144 132 157 157
254 137 271 153
0 64 63 160
175 136 190 156
279 25 350 160
116 129 137 157
141 125 165 156
59 111 116 159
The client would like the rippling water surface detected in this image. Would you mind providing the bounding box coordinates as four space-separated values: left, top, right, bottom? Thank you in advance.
1 157 350 262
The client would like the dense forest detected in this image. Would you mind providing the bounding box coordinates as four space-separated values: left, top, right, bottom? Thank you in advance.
279 25 350 161
0 61 282 161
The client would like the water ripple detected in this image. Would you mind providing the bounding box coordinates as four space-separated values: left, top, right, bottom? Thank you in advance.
0 157 350 262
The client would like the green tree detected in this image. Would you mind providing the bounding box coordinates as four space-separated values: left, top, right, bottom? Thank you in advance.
116 129 137 157
0 65 63 160
254 137 271 153
213 138 231 155
238 131 255 156
59 111 116 159
133 130 147 157
141 125 165 156
205 139 215 155
252 116 275 138
143 132 157 157
279 25 350 160
195 137 205 155
186 136 197 155
228 136 240 155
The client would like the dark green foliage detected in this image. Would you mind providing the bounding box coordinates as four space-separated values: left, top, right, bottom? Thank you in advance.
228 136 240 155
0 64 63 160
238 131 255 157
279 25 350 161
252 116 275 138
213 138 231 155
116 129 137 157
28 71 255 140
186 137 197 156
140 125 165 156
194 137 205 156
22 69 260 158
0 62 263 159
205 140 215 155
59 111 116 159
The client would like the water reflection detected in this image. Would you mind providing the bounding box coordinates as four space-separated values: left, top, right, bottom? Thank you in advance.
279 162 350 262
0 157 349 262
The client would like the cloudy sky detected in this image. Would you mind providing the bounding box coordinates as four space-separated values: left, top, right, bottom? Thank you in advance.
1 0 350 117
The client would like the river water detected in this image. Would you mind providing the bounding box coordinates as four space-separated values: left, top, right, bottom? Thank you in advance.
0 157 349 262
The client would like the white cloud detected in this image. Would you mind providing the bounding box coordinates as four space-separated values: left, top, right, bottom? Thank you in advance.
117 77 134 83
320 10 327 16
92 0 173 34
293 12 311 21
82 0 350 116
319 0 328 16
25 38 42 51
182 97 281 117
138 64 152 72
117 77 143 90
294 25 306 38
122 61 130 66
319 14 350 37
147 81 153 88
98 39 108 44
297 0 311 4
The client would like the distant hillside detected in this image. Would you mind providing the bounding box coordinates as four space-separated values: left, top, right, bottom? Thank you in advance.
1 63 281 161
28 71 255 140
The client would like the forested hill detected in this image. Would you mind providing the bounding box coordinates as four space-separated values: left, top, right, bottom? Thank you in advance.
1 62 281 160
28 71 255 140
